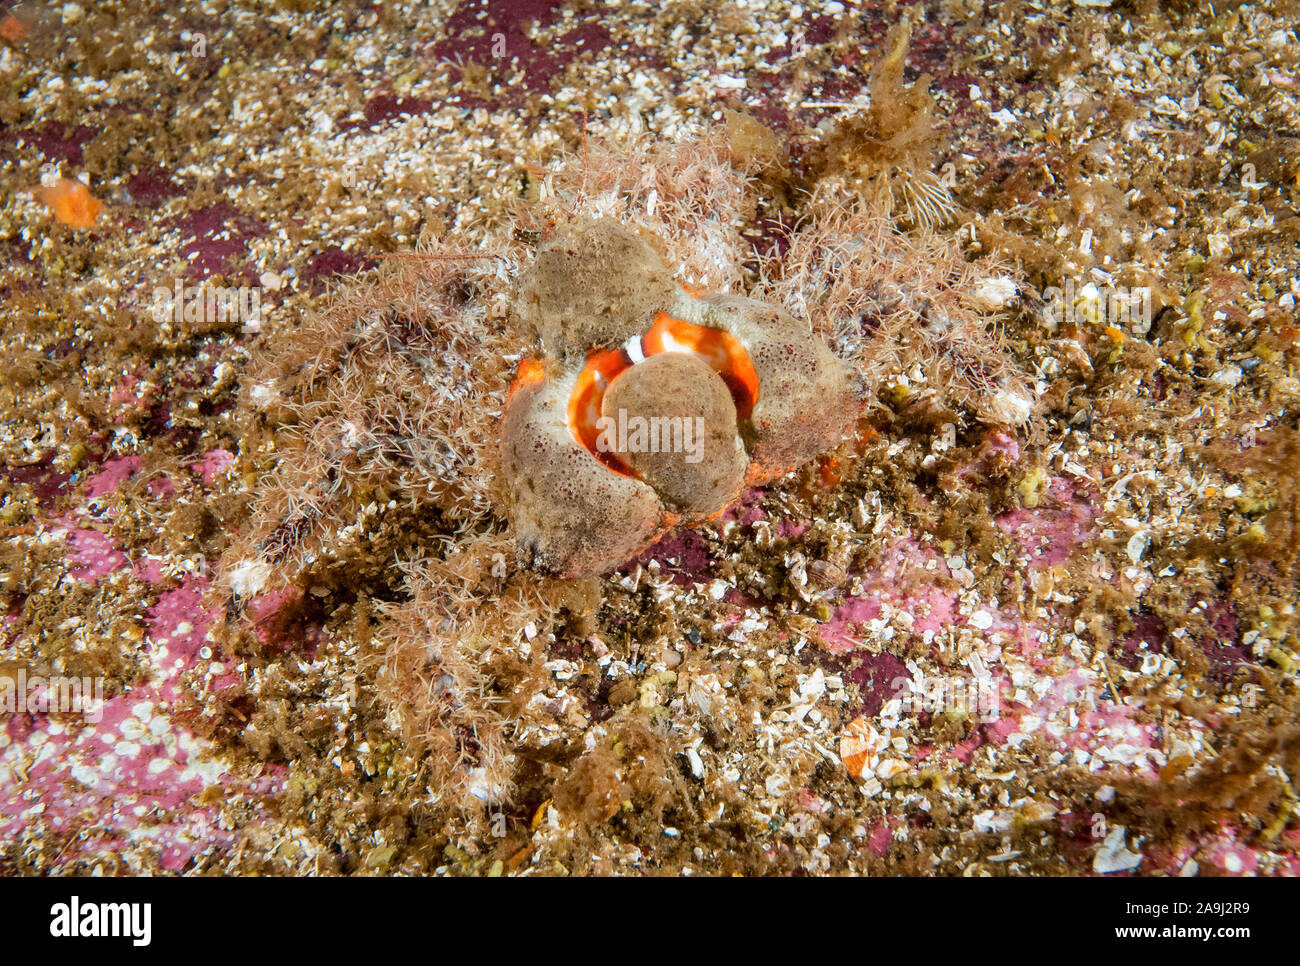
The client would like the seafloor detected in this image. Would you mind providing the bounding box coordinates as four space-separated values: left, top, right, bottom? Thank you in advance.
2 0 1299 875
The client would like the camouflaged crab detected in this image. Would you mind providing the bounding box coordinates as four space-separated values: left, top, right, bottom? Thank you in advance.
222 122 1035 805
502 218 861 578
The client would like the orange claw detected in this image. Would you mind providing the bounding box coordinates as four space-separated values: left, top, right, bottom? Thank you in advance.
507 356 546 404
567 346 634 474
642 312 758 420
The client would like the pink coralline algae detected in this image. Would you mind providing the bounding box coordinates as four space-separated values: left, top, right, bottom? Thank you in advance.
995 477 1099 566
61 525 128 580
82 455 140 500
1 467 282 872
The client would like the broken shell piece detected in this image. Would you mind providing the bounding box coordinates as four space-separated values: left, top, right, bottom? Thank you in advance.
838 716 882 779
875 758 909 780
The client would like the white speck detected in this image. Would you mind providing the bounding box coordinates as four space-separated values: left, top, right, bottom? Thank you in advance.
686 746 704 778
985 387 1034 425
973 809 1000 834
1126 531 1150 565
1210 365 1242 388
970 276 1019 310
465 767 507 802
228 559 271 597
799 667 826 701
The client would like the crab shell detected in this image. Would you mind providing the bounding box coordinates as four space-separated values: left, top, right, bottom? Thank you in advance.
501 219 861 577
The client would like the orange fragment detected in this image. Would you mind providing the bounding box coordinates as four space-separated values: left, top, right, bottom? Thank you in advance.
506 844 533 871
0 13 28 41
819 455 842 489
507 356 546 404
567 346 633 474
529 799 552 831
642 312 759 420
39 178 102 229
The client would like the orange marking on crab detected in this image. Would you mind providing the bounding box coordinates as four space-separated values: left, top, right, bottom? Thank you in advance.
39 179 101 229
507 356 546 404
853 420 878 453
642 312 759 420
744 459 794 487
564 314 763 477
567 346 634 474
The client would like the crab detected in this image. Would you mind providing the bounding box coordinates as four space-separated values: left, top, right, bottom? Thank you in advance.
221 122 1035 805
502 217 862 577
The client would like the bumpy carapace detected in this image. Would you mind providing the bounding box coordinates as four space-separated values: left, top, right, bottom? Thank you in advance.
501 219 862 577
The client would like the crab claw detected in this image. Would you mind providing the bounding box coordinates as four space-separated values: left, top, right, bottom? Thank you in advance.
500 366 665 577
680 295 862 484
600 351 749 517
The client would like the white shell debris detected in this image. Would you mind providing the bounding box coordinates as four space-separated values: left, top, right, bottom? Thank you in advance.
227 559 271 597
1093 826 1143 874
